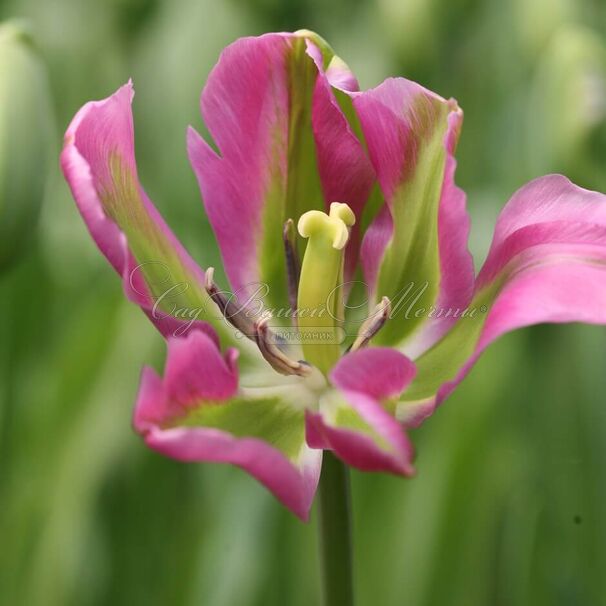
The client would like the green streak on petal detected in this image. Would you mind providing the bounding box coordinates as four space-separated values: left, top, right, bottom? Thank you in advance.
401 250 584 403
103 154 211 315
259 149 289 319
256 33 359 324
333 406 391 453
257 36 329 321
358 182 385 244
286 36 325 230
400 284 496 402
169 396 305 463
373 95 451 347
294 30 333 68
333 88 365 149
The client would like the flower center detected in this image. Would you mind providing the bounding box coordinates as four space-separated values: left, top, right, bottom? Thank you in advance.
206 202 391 378
296 202 355 374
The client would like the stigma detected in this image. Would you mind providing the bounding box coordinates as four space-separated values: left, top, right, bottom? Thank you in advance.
297 202 355 250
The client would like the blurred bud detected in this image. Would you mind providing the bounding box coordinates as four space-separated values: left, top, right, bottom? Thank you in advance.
0 21 53 270
526 25 606 187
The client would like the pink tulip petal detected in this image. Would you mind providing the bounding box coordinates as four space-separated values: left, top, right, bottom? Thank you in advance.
187 34 290 311
306 392 414 475
188 32 376 314
478 174 606 286
353 79 474 350
61 82 226 342
305 347 416 474
134 330 321 521
307 41 376 282
325 58 359 92
424 110 475 350
402 175 606 422
330 346 417 400
143 425 321 521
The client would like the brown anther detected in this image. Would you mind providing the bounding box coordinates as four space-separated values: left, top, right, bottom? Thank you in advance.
205 268 311 377
254 314 312 377
283 218 301 320
204 267 256 339
349 296 391 351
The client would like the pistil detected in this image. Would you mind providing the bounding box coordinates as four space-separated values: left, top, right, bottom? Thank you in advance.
297 202 355 374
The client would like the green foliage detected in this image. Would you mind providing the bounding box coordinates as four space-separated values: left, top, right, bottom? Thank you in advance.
0 20 53 269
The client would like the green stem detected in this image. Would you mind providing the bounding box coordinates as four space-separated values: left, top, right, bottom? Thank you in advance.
317 451 354 606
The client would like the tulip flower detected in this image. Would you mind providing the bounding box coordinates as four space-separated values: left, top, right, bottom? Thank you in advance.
61 31 606 602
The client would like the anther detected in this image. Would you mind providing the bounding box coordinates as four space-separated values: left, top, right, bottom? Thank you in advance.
254 314 312 377
204 267 256 338
349 296 391 351
206 268 312 377
283 218 300 318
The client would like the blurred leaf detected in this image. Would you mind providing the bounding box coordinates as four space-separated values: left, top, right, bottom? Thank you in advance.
527 24 606 189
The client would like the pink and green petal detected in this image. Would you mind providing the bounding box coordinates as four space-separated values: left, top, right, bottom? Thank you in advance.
400 175 606 424
134 330 321 521
187 32 375 317
353 79 474 350
308 42 375 283
306 392 414 475
330 347 417 401
187 34 290 314
61 82 227 342
425 111 475 351
306 348 416 475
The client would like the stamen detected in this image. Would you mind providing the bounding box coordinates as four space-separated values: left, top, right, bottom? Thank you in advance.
254 314 312 377
206 268 311 377
204 267 255 338
283 218 300 319
349 296 391 351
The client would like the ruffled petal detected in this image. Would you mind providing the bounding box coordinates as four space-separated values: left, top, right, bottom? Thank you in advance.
354 79 474 352
134 330 321 521
187 32 375 317
330 346 417 400
61 82 230 343
401 175 606 424
307 42 376 283
306 348 416 474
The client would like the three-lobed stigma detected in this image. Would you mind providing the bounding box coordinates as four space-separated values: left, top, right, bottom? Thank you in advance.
297 202 355 250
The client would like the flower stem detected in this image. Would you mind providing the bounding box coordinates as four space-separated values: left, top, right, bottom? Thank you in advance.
317 451 354 606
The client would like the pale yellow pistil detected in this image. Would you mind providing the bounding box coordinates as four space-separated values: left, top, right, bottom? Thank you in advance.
297 202 355 374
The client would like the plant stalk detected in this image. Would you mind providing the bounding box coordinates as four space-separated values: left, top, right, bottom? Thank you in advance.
317 451 354 606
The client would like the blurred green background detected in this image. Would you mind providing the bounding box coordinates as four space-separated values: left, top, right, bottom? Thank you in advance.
1 0 605 604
